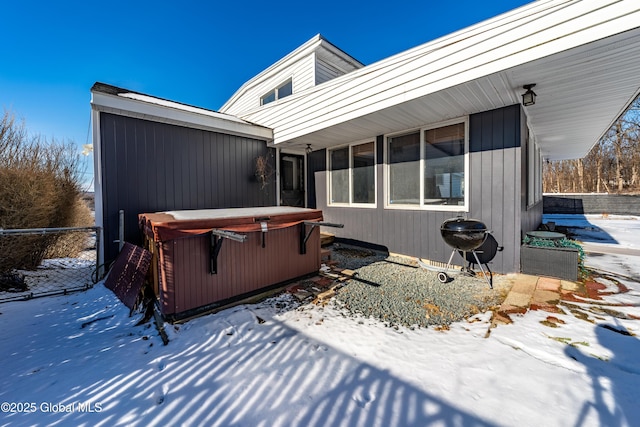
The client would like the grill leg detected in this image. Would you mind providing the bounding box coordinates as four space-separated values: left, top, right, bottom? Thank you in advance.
471 250 492 289
445 249 457 272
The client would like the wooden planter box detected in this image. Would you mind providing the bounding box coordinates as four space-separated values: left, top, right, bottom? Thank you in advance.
520 245 579 281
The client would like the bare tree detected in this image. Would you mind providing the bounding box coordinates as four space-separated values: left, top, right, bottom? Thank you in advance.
543 95 640 194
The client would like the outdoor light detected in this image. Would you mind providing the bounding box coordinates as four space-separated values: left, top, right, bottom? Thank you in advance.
522 84 537 106
305 144 312 154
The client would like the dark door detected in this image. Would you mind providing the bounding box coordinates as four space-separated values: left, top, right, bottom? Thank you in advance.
280 154 304 207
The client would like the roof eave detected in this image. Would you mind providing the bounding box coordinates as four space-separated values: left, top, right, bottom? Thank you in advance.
91 84 273 142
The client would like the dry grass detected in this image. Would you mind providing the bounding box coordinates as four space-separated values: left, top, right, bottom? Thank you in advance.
45 198 95 259
0 110 87 273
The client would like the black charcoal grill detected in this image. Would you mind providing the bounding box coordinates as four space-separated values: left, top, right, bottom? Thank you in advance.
438 217 493 288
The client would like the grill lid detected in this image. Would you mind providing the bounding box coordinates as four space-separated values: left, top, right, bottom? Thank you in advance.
440 217 487 232
440 217 488 251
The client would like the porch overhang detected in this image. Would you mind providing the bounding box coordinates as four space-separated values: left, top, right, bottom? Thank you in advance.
242 1 640 161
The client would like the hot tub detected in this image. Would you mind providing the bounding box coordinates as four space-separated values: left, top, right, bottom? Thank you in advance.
139 207 325 320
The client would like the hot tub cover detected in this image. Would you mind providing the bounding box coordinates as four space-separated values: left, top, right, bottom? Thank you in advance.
139 206 324 242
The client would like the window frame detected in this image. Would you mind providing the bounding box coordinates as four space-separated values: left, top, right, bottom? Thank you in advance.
260 78 293 106
527 128 543 208
384 117 469 212
327 139 377 208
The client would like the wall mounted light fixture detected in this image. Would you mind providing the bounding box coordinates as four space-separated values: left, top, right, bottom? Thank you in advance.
305 144 312 154
522 84 537 106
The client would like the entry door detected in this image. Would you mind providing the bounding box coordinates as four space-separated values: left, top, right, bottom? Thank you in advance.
280 154 304 207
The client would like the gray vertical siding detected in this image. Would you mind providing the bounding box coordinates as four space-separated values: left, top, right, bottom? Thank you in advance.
469 105 522 273
520 106 544 241
99 112 275 263
312 104 531 274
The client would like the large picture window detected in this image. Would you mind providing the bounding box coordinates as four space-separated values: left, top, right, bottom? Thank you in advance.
330 147 349 204
424 123 465 206
329 141 375 206
386 119 468 210
388 132 420 205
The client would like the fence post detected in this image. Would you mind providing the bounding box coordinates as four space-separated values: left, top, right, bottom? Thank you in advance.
95 226 103 281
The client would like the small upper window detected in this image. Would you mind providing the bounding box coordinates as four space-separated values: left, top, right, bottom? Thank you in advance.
261 79 292 106
277 80 292 98
261 90 276 105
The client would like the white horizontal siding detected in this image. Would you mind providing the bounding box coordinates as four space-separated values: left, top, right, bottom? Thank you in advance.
219 35 362 117
238 0 640 158
222 54 316 117
295 55 316 94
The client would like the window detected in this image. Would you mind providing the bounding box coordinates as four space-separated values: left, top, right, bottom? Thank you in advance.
352 142 375 203
386 119 468 210
330 147 349 203
388 132 420 204
261 79 293 106
261 90 276 105
329 141 375 205
424 123 465 205
277 79 292 98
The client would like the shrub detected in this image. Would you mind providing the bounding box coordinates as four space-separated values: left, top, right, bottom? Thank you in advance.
45 197 95 259
0 110 87 273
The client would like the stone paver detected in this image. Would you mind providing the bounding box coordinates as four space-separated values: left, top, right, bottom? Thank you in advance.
496 274 575 324
532 289 560 304
537 277 561 291
561 280 580 292
509 274 538 295
502 291 532 309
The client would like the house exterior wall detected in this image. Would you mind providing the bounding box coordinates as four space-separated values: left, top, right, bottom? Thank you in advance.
221 54 315 115
311 104 534 273
98 112 275 264
220 37 362 117
222 54 315 116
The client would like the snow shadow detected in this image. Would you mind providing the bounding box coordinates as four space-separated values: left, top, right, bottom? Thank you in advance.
542 214 618 244
0 290 496 427
565 322 640 426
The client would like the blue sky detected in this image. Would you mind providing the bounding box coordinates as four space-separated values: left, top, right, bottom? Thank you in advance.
1 0 531 188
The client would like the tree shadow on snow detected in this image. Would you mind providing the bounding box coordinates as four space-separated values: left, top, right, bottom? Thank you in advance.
566 322 640 427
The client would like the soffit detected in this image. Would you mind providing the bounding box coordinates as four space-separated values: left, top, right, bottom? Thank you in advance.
274 27 640 161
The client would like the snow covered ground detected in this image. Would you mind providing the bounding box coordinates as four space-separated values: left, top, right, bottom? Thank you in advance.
1 215 639 427
543 214 640 281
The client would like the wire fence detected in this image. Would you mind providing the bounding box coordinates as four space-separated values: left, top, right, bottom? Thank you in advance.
0 226 101 303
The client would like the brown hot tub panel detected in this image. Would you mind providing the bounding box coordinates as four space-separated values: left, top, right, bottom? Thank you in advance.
139 207 328 319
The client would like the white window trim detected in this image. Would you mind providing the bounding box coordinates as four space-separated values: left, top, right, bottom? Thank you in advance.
384 117 469 212
527 128 543 208
327 139 377 208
